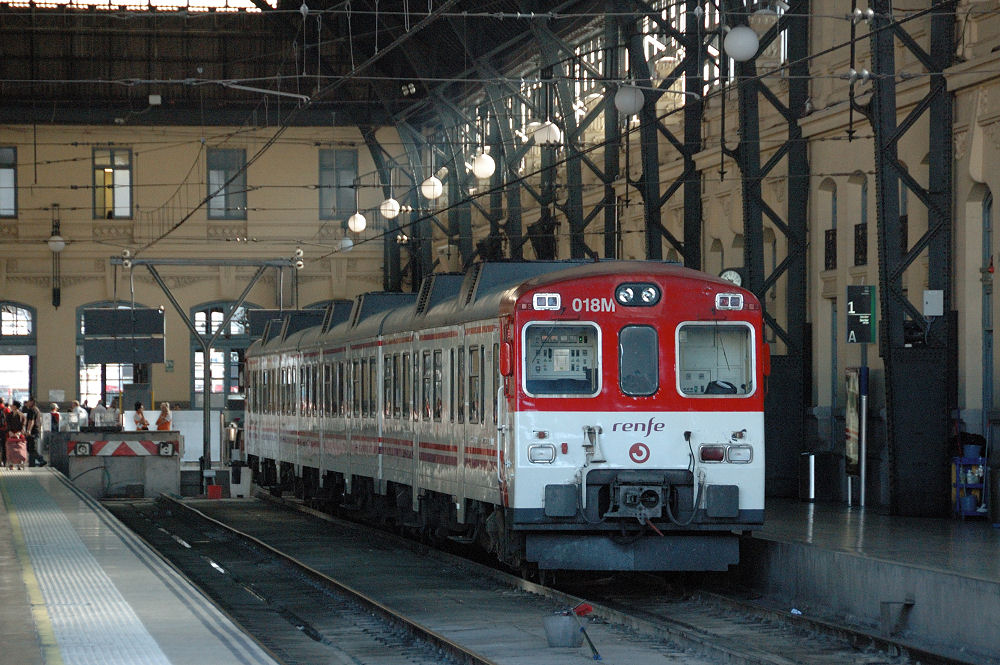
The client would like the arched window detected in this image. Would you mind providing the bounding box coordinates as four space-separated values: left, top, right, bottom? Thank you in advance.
847 172 868 266
819 179 837 270
0 302 36 402
190 301 259 408
76 301 151 409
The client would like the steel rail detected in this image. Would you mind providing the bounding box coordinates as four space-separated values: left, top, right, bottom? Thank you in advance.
160 493 501 665
253 490 981 665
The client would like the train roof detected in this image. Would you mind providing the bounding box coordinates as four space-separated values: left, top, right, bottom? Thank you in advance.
247 260 744 357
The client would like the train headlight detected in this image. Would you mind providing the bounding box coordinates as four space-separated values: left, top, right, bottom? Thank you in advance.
528 444 556 463
73 442 92 456
533 293 561 310
616 282 660 307
727 444 753 463
715 293 744 310
699 444 726 462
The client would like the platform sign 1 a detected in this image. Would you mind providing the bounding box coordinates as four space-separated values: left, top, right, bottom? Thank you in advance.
846 285 876 344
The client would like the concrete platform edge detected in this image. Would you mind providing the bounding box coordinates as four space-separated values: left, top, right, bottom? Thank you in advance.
739 536 999 663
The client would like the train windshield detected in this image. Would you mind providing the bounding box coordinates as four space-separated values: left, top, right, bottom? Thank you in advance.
676 322 754 397
619 325 658 396
523 322 600 396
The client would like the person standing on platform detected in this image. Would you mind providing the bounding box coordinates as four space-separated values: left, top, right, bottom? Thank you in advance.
71 400 88 429
23 397 46 467
6 400 27 470
0 397 9 466
90 400 107 427
155 402 172 431
49 403 60 431
134 401 150 430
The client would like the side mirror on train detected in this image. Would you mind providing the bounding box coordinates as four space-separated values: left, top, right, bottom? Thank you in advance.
500 341 514 377
761 342 771 377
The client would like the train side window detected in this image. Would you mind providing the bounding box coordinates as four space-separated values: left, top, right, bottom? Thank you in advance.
393 354 402 419
469 345 482 424
281 367 287 415
369 355 377 417
336 362 345 415
433 349 443 421
359 358 367 417
457 347 465 424
402 353 411 419
421 350 432 420
522 323 601 397
327 362 334 416
449 349 455 423
676 323 754 396
619 326 658 396
350 360 361 416
312 362 319 416
302 365 309 416
383 354 392 417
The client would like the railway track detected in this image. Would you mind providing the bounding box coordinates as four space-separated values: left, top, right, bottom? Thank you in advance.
106 494 978 665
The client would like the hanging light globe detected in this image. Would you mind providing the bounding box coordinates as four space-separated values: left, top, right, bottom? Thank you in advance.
471 152 496 179
379 197 400 219
421 175 444 200
339 236 354 252
533 120 562 147
47 234 66 253
614 84 644 116
347 211 367 233
724 25 759 62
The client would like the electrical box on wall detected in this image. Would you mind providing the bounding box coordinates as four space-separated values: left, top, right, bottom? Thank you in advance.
923 290 944 317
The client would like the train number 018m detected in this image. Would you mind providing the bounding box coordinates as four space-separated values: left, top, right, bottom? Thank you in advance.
571 297 616 313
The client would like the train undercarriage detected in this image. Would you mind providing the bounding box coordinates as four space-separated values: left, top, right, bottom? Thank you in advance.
248 454 746 575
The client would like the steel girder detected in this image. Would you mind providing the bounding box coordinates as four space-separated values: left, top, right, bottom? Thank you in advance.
864 1 956 516
614 0 706 266
722 0 810 496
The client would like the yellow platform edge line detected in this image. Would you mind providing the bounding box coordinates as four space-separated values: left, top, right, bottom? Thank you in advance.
0 474 66 665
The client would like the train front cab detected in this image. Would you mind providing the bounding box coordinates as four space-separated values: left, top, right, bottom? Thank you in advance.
502 271 767 571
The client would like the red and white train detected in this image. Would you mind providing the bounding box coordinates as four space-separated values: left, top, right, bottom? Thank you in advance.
245 260 768 572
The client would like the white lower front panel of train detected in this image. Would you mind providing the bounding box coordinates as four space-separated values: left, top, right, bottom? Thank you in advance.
508 410 764 571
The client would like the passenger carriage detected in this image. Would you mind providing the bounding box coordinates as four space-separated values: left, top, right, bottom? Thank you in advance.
245 260 768 572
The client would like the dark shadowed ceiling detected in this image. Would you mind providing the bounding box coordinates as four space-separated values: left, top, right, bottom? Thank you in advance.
0 0 606 128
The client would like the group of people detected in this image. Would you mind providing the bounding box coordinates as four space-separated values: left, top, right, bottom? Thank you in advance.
0 397 47 470
1 397 174 470
133 401 172 431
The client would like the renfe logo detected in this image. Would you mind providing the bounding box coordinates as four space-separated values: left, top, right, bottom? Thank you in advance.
611 418 665 436
629 442 650 464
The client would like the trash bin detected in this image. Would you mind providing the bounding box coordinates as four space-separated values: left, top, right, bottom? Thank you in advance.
989 457 1000 525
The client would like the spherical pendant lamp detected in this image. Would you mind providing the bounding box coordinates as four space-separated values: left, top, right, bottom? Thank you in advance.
379 197 400 219
614 84 644 116
724 25 759 62
471 152 496 179
347 211 367 233
421 175 444 200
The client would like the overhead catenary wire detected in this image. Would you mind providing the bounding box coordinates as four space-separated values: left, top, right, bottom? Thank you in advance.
3 0 952 258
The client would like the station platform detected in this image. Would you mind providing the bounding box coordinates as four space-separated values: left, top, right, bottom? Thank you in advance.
0 468 279 665
741 498 1000 663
